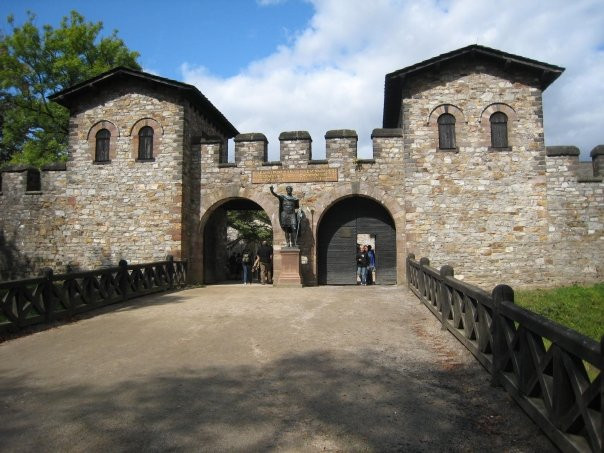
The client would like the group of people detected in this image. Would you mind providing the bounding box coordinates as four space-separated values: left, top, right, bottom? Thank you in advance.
356 244 376 286
240 240 273 285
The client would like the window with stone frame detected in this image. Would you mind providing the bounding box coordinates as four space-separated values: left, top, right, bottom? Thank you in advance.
437 113 456 149
490 112 508 148
95 128 111 162
26 169 41 192
138 126 154 160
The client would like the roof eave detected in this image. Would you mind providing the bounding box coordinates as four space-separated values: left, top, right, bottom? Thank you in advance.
48 68 239 138
385 45 565 90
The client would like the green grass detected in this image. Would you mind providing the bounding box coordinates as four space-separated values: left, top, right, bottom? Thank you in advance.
515 283 604 342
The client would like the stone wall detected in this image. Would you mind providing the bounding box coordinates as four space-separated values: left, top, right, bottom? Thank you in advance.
195 129 406 285
62 83 185 270
1 62 602 288
182 101 229 282
545 147 603 284
0 166 68 279
0 82 228 277
401 60 554 288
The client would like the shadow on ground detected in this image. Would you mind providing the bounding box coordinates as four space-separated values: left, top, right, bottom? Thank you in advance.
0 349 552 452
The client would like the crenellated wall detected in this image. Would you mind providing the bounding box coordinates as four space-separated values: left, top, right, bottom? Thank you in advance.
1 128 602 287
193 129 406 285
1 59 602 288
545 146 603 284
0 165 68 279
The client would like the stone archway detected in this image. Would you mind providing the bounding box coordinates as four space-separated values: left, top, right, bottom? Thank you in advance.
188 186 280 284
201 198 273 284
317 195 398 285
312 186 405 285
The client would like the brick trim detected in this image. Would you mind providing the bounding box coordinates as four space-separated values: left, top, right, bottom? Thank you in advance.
427 104 466 126
479 103 518 126
130 117 164 160
87 120 119 161
479 103 517 150
427 104 465 151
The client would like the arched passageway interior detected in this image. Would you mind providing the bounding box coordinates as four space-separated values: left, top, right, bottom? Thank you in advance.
203 198 272 284
318 196 396 285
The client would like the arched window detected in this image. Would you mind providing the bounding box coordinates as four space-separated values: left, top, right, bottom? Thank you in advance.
138 126 154 160
26 169 41 192
490 112 508 148
437 113 456 149
95 128 111 162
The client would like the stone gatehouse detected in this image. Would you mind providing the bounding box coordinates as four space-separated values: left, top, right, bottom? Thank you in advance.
1 45 602 288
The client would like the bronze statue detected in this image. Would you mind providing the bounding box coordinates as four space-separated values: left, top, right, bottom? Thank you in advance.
270 185 303 247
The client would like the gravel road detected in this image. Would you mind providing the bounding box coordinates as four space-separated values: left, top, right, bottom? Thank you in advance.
0 285 554 452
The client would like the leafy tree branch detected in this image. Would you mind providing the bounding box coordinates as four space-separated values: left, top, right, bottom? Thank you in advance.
0 10 140 167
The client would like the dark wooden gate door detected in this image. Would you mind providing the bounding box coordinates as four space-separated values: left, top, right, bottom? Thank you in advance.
318 197 396 285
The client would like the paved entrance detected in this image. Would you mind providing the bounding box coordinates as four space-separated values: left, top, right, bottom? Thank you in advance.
0 285 552 451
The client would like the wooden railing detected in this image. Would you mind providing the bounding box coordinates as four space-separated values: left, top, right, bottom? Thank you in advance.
0 257 187 334
407 253 603 453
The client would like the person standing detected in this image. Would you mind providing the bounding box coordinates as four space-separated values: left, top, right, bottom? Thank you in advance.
256 240 273 285
367 244 376 285
241 249 252 285
356 245 369 286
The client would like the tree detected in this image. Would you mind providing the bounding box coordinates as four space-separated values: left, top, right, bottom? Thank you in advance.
0 11 140 166
227 210 272 250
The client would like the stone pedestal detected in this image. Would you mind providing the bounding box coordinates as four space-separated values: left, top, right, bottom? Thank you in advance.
276 247 302 287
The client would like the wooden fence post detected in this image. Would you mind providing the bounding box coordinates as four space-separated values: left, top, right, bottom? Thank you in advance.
491 284 514 388
439 265 454 330
418 257 430 303
41 268 56 323
166 255 175 289
118 259 130 300
600 336 603 450
406 253 415 288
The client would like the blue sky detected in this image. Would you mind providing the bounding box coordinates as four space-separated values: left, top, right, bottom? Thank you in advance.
2 0 603 160
0 0 314 79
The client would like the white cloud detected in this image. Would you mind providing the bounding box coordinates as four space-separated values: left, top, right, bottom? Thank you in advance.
183 0 604 160
256 0 287 6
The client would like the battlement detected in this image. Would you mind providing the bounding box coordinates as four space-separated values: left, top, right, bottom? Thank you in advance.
0 163 67 195
198 128 405 168
546 145 604 183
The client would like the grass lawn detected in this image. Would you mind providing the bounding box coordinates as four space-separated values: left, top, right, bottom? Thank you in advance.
515 283 604 342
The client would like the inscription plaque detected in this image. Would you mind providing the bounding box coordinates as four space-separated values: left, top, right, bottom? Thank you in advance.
252 168 338 184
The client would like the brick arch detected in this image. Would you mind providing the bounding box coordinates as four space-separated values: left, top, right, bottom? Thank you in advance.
312 184 406 284
129 117 164 160
479 103 517 126
427 104 466 126
191 186 283 284
479 103 517 149
86 120 119 161
199 186 279 236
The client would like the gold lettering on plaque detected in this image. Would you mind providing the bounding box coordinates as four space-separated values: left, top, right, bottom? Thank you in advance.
252 168 338 183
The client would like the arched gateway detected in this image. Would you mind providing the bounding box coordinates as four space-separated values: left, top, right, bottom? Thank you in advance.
200 197 273 284
318 196 397 285
12 48 593 290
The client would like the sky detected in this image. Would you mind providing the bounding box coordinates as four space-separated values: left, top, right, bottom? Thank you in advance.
1 0 603 160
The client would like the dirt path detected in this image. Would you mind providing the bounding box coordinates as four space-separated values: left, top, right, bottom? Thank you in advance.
0 285 553 452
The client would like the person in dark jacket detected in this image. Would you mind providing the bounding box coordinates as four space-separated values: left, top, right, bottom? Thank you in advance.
367 244 376 285
255 240 273 284
356 245 369 286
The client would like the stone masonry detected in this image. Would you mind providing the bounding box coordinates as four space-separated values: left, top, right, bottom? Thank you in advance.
0 46 602 288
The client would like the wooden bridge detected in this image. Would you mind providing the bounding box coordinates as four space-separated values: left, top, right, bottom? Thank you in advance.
0 257 600 451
